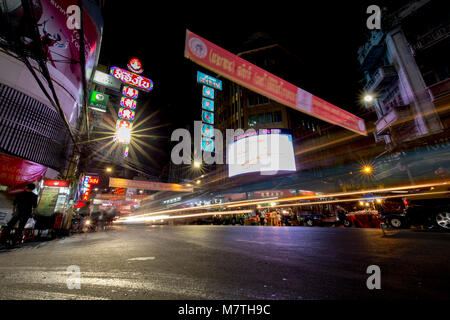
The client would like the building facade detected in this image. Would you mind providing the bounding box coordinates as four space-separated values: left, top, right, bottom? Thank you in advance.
358 0 450 182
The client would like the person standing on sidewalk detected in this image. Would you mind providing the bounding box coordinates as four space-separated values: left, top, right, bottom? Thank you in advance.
2 183 38 245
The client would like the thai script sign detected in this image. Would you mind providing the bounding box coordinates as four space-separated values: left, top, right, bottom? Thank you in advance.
184 29 367 135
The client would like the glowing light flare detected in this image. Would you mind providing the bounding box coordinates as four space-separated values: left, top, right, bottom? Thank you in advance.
114 127 132 144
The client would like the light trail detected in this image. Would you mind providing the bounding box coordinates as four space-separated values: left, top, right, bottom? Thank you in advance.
256 191 450 209
115 210 253 224
129 197 278 219
225 180 450 208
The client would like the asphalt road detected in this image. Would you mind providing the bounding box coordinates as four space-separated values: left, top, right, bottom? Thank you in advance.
0 225 449 300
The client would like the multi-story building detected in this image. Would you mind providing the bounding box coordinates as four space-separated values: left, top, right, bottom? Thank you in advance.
358 0 450 182
190 35 383 195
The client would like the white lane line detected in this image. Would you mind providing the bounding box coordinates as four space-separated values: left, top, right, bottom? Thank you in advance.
127 257 156 261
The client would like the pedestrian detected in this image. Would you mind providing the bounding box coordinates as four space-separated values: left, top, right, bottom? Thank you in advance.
259 212 265 226
2 183 38 245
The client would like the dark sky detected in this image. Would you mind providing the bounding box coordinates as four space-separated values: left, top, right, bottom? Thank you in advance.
98 0 410 178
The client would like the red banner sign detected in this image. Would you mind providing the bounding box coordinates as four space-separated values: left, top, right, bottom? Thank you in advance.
184 30 367 135
110 66 153 91
44 180 70 187
0 153 47 187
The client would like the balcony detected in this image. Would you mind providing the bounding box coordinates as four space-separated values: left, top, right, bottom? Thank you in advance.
375 104 412 135
364 65 398 92
427 78 450 102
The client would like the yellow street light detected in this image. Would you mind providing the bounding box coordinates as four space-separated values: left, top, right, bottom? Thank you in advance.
106 167 112 173
193 161 201 168
362 165 373 174
196 180 201 184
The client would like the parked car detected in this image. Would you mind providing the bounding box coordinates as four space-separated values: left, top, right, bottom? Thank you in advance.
381 197 450 230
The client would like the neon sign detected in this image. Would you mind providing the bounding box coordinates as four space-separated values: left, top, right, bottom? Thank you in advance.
201 123 214 137
118 107 135 121
202 86 214 99
197 71 222 90
110 66 153 91
202 138 214 152
127 58 144 74
202 110 214 124
116 119 133 130
80 175 99 201
122 86 139 99
202 98 214 111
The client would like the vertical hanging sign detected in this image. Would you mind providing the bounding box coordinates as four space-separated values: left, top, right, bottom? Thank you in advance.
197 71 222 152
110 58 153 157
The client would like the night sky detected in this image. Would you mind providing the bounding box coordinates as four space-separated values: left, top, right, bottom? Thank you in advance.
98 0 411 178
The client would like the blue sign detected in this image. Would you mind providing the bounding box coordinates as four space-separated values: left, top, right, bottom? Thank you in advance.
201 138 214 152
202 98 214 111
197 71 222 90
202 86 214 99
201 124 214 138
202 111 214 125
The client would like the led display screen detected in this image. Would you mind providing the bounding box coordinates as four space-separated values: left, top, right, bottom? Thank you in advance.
227 130 296 177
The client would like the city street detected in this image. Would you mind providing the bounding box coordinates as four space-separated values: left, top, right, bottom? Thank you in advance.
1 225 449 300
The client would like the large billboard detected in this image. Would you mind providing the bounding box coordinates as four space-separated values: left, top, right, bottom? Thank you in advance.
184 30 367 135
227 129 296 178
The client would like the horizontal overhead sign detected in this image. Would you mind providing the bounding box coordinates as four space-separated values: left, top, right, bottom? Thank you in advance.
184 29 367 135
109 177 193 192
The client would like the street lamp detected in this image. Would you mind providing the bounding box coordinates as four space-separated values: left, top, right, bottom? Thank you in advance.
362 165 373 174
363 94 374 103
106 167 112 173
193 161 201 168
196 180 201 185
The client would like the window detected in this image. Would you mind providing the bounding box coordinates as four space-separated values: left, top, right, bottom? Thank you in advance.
273 110 282 123
248 114 257 127
265 112 273 123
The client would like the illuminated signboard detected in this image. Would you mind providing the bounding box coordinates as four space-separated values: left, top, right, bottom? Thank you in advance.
202 98 214 111
120 97 137 109
122 86 139 99
127 58 144 74
202 138 214 152
81 175 100 201
202 110 214 124
116 119 133 129
44 180 70 187
201 123 214 138
89 91 109 112
227 130 296 177
110 66 154 91
185 30 367 136
202 86 214 99
197 71 222 90
93 70 121 90
118 107 135 121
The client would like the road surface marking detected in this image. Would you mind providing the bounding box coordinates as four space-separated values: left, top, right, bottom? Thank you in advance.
127 257 155 261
